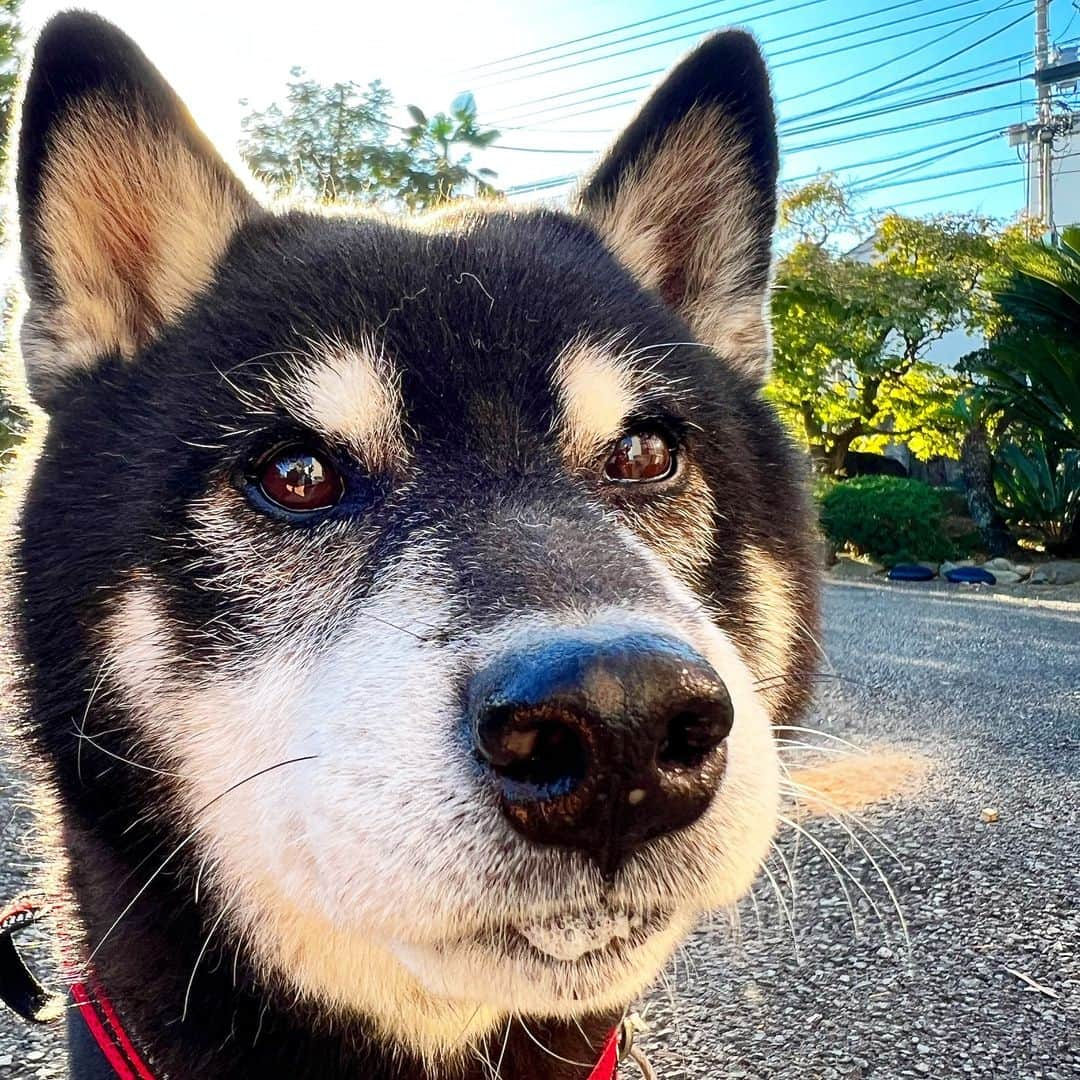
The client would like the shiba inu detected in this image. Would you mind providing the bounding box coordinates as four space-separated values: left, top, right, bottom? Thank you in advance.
3 11 818 1078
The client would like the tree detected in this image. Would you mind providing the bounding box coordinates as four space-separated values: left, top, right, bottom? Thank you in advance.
768 178 1009 475
0 0 20 168
240 72 499 210
0 0 25 458
240 71 403 203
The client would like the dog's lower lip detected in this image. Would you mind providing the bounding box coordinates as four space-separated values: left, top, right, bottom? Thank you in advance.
452 908 671 965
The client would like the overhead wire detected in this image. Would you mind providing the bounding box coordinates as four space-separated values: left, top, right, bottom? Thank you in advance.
484 0 983 120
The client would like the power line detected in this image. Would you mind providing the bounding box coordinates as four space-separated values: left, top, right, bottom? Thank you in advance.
460 0 768 75
856 156 1023 195
485 0 980 121
783 128 1003 186
883 175 1023 209
502 50 1030 135
504 98 1038 196
470 0 836 90
493 8 1029 132
785 1 1030 124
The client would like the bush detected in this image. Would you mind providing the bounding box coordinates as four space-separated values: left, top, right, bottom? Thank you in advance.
819 476 955 567
994 442 1080 556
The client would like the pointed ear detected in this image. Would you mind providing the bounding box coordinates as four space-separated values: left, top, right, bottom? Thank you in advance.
15 12 260 406
577 31 778 381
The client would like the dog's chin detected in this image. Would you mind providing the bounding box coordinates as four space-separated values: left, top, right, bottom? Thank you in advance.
390 907 694 1017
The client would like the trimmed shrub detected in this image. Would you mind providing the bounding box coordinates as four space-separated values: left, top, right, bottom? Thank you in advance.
819 476 955 567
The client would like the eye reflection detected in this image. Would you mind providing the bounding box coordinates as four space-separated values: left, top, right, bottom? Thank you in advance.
258 448 343 512
604 431 674 483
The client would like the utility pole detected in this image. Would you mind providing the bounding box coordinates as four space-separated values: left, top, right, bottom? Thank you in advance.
1036 0 1056 241
1007 1 1080 242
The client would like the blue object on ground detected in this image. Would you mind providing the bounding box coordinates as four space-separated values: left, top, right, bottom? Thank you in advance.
888 564 936 582
944 566 996 585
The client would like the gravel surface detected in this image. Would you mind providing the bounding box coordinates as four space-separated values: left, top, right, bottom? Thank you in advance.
1 581 1077 1078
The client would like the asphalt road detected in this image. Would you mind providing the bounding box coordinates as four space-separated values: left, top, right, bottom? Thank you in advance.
1 581 1077 1079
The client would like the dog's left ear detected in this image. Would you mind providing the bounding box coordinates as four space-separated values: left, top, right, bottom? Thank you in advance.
16 12 260 407
577 31 778 380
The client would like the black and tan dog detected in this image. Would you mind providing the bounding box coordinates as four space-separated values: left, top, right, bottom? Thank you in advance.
3 11 817 1078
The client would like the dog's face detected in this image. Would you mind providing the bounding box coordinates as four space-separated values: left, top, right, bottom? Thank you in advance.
13 13 817 1062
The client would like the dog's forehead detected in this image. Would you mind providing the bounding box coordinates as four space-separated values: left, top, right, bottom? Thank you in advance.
197 208 703 444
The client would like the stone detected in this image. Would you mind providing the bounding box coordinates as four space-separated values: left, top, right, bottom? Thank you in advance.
831 555 884 579
983 558 1032 580
981 807 1000 824
988 570 1023 585
1029 560 1080 585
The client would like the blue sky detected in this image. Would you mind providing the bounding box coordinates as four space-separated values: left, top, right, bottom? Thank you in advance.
20 0 1079 221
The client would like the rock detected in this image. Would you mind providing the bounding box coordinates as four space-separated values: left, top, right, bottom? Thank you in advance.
831 555 884 579
981 807 1000 823
983 558 1032 581
1028 560 1080 585
988 570 1023 585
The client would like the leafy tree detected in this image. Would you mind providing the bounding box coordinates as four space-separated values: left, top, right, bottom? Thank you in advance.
0 0 26 458
240 71 404 203
768 178 1012 475
0 0 20 167
240 72 499 210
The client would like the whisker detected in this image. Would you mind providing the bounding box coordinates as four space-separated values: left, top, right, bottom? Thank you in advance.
758 859 800 964
515 1017 594 1069
84 756 318 970
777 812 869 939
781 778 908 869
182 899 235 1021
71 723 182 778
773 725 868 754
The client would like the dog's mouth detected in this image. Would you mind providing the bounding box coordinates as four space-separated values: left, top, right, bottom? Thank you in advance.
510 907 670 963
407 905 675 973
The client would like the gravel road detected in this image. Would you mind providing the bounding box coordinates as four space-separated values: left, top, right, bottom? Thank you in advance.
1 581 1077 1079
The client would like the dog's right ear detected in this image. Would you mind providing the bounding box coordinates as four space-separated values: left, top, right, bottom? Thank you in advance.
16 12 259 408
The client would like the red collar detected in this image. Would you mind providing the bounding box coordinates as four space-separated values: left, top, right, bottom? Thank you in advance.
588 1028 620 1080
3 896 619 1079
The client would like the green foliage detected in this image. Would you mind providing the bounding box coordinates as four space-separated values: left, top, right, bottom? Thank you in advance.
240 71 500 210
768 178 1014 475
994 443 1080 556
818 476 956 566
962 226 1080 554
0 1 25 456
0 0 20 172
968 226 1080 452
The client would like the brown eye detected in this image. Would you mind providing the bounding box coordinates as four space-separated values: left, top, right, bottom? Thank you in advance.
258 447 343 512
603 430 675 483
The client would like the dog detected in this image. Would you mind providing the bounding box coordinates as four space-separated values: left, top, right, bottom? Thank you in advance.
2 11 818 1078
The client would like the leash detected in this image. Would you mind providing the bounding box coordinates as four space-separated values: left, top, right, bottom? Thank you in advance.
2 896 657 1079
1 897 157 1079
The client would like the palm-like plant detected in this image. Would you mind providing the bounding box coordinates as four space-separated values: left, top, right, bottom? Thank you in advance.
965 227 1080 554
403 93 499 209
994 443 1080 554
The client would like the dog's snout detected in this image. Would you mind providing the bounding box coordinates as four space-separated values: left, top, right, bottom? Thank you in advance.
469 633 732 873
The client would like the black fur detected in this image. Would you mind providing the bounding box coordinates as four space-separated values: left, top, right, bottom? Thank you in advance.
7 14 819 1080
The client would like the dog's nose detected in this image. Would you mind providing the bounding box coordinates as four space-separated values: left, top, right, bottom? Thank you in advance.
469 633 733 873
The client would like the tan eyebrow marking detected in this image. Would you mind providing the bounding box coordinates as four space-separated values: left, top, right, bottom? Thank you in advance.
271 336 407 471
553 336 644 466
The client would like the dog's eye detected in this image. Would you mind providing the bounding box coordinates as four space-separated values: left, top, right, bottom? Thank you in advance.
603 430 675 483
258 447 343 512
